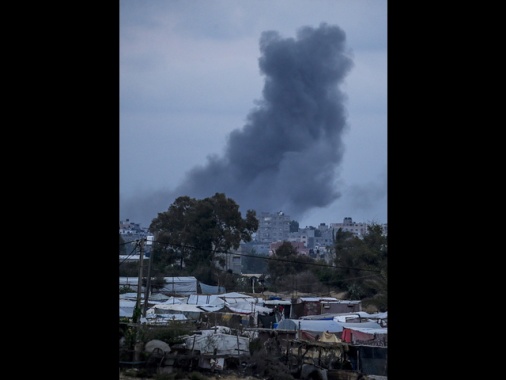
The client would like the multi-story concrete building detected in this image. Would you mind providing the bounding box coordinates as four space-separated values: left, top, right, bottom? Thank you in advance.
269 240 310 256
254 211 291 243
287 223 335 251
119 219 149 237
120 215 387 273
217 248 242 274
330 217 368 238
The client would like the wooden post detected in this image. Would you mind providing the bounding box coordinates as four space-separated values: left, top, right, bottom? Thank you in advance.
136 239 145 309
143 240 152 317
134 239 145 361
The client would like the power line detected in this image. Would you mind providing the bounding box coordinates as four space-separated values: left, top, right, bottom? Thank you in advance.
133 238 382 274
119 239 143 266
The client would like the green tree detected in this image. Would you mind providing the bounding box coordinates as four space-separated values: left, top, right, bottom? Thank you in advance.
312 258 341 291
332 224 387 307
149 193 259 285
332 228 358 289
119 239 142 277
216 269 238 293
149 195 197 274
360 223 388 311
267 241 315 289
241 248 268 274
119 261 140 277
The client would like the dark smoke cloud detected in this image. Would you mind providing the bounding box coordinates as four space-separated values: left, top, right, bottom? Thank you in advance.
122 23 354 226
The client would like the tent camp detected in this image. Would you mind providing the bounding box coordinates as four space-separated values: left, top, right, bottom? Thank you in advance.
119 299 137 318
152 303 202 320
159 276 198 295
185 332 250 356
341 326 388 344
276 319 383 337
187 292 271 317
184 329 251 370
276 319 344 333
119 276 198 296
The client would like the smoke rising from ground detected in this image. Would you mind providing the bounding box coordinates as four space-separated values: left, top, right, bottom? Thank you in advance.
122 23 354 226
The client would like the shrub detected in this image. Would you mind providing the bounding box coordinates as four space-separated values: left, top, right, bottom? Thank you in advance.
141 324 194 345
120 285 134 294
245 350 295 380
188 372 208 380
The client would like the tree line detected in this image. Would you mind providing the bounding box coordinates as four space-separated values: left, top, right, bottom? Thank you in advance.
119 192 387 311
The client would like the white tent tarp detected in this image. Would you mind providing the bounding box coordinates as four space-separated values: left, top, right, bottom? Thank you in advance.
185 333 250 356
277 319 344 333
153 303 202 320
119 300 137 318
159 277 198 295
120 276 198 295
276 319 382 334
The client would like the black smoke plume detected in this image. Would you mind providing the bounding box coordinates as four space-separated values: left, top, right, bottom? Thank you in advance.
122 23 354 226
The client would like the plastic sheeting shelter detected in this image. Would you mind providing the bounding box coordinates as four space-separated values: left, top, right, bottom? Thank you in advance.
159 276 198 296
184 332 250 356
119 276 198 295
341 327 388 344
153 303 202 320
277 319 344 333
119 300 137 318
276 319 383 335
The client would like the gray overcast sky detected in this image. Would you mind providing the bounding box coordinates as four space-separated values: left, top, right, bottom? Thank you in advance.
120 0 387 229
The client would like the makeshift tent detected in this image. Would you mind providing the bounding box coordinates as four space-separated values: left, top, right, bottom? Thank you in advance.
149 293 170 301
120 292 143 300
158 296 184 304
153 303 202 320
276 319 344 333
340 321 382 330
185 332 250 356
319 331 341 343
187 292 262 306
341 327 387 344
144 313 187 324
188 292 270 327
186 329 250 370
159 277 198 295
119 300 137 318
120 308 132 318
119 277 145 292
199 282 226 294
199 326 232 335
276 319 382 336
226 302 272 315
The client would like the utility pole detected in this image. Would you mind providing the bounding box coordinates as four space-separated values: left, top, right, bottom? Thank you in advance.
142 237 153 317
136 238 145 313
134 238 145 362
